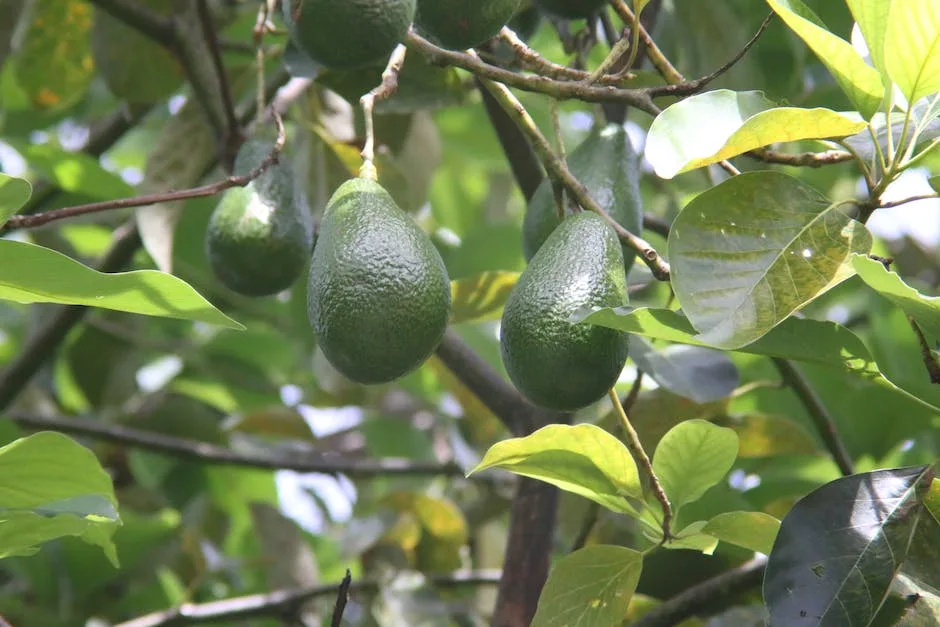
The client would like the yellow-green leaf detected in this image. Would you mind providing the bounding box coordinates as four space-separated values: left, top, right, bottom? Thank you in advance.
727 413 819 458
652 420 739 513
646 90 866 178
449 271 519 324
852 254 940 340
846 0 891 75
884 0 940 103
0 173 32 226
702 510 781 554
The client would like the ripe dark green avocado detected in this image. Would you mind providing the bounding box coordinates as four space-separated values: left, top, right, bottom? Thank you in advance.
523 123 643 275
534 0 604 19
282 0 416 70
307 176 451 385
415 0 521 49
501 211 630 411
205 139 314 297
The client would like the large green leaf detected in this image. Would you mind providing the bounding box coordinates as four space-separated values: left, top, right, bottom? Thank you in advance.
651 420 739 513
14 0 95 110
628 337 739 404
0 173 32 225
469 424 642 514
0 432 121 565
645 90 865 178
702 511 781 554
884 0 940 103
449 271 519 324
768 0 885 118
763 466 933 626
531 545 643 627
0 239 243 328
853 254 940 340
6 139 135 200
667 171 872 349
846 0 890 75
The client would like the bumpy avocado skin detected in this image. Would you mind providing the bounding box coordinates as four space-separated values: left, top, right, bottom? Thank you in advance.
523 123 643 275
534 0 605 19
501 211 630 411
415 0 521 49
307 177 451 385
206 140 314 297
282 0 416 70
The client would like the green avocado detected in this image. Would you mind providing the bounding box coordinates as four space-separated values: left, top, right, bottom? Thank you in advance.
307 177 451 384
534 0 605 19
501 211 630 411
415 0 521 49
282 0 416 70
205 139 314 297
508 3 543 40
523 123 643 275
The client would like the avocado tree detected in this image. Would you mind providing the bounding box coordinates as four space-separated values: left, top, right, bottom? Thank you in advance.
0 0 937 625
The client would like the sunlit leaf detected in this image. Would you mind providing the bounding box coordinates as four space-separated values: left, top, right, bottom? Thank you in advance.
725 413 819 458
0 173 32 225
470 424 642 514
652 420 739 513
884 0 940 103
6 139 134 200
629 337 739 404
15 0 95 110
531 545 643 627
0 432 120 565
763 465 933 626
0 239 243 328
853 254 940 340
224 407 315 441
768 0 885 118
449 271 519 324
846 0 890 75
659 520 720 554
702 510 781 554
667 171 872 349
929 175 940 193
646 90 865 178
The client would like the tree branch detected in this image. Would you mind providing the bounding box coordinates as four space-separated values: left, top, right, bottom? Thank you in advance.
195 0 242 171
87 0 175 46
629 557 766 627
747 147 855 167
772 358 854 476
329 570 352 627
115 570 502 627
907 315 940 384
878 192 940 209
4 412 470 478
5 112 286 230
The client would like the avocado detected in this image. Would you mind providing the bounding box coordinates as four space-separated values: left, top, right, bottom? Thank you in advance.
307 177 451 384
508 3 542 41
205 139 314 297
91 0 183 103
523 123 643 276
534 0 605 19
282 0 416 70
415 0 521 50
501 210 630 411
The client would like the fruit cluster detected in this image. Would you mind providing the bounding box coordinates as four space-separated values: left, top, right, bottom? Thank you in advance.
205 0 644 413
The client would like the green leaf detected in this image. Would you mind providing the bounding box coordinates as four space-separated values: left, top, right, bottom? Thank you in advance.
531 545 643 627
651 420 739 513
884 0 940 103
628 337 739 404
853 254 940 340
660 521 720 554
14 0 95 110
0 239 243 329
449 271 519 325
846 0 891 75
929 174 940 193
6 140 135 200
763 465 933 626
768 0 885 118
469 424 642 514
0 0 25 73
645 90 866 178
702 511 781 554
0 173 32 226
726 413 819 458
667 171 872 349
0 432 120 565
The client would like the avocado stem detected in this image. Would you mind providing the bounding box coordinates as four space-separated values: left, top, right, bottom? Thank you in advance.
358 43 408 180
608 388 673 543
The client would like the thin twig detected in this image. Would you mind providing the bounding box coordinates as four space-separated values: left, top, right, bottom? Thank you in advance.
115 571 502 627
907 315 940 384
607 388 672 541
622 370 645 413
747 147 855 167
877 193 940 210
3 412 471 478
475 71 671 280
5 112 286 230
359 44 408 177
772 358 854 476
569 501 600 553
629 557 766 627
607 0 682 84
195 0 241 171
329 570 352 627
497 27 612 84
